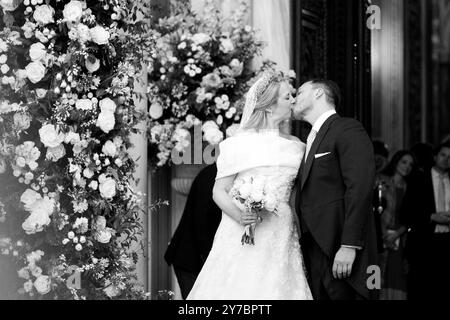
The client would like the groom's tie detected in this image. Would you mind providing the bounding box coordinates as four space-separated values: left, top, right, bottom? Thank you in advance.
305 129 317 161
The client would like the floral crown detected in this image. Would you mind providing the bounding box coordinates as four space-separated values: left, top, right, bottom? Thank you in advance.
254 72 279 99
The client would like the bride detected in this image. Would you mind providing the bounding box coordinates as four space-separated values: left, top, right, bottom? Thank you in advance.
187 73 313 300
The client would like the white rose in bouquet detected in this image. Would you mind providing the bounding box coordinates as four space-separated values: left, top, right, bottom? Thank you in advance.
0 0 22 11
34 275 51 295
264 194 278 213
99 97 117 113
22 209 51 234
76 23 91 43
45 144 66 162
90 26 110 45
220 38 234 54
192 33 210 45
30 265 42 277
85 56 100 73
64 131 80 145
96 112 115 133
203 127 224 145
75 98 93 110
20 189 42 211
95 229 112 244
95 215 107 230
250 188 264 203
23 280 33 293
39 124 65 148
33 5 55 25
29 42 46 61
239 182 253 199
17 267 30 280
229 58 243 77
149 102 163 120
104 283 121 298
13 112 31 130
98 174 116 199
73 217 89 234
102 140 117 157
63 0 83 22
25 61 46 83
35 88 47 99
26 250 44 265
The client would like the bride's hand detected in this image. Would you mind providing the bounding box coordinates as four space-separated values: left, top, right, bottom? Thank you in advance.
239 211 259 226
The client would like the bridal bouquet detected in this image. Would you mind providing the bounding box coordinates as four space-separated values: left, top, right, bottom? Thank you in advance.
230 176 278 245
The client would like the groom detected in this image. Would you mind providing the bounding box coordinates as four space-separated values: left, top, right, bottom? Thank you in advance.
292 79 378 300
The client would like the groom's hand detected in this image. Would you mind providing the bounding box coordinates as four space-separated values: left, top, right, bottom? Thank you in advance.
332 247 356 279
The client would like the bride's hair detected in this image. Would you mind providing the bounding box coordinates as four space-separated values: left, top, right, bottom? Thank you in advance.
240 79 282 131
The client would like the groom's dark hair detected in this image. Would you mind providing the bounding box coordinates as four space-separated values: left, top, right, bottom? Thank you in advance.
308 79 342 109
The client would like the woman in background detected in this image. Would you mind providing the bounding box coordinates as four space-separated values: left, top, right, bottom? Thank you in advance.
377 150 417 300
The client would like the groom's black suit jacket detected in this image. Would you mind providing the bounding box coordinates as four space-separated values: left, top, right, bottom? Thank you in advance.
295 114 378 299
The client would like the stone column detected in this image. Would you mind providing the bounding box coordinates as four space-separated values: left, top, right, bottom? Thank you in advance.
371 0 405 152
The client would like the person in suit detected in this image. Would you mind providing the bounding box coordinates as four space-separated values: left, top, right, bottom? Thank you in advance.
401 142 450 300
292 79 379 300
164 163 222 299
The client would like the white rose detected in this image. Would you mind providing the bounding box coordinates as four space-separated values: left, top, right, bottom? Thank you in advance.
76 23 91 43
90 26 110 45
85 56 100 73
203 127 223 145
30 265 42 277
33 5 55 25
20 189 42 211
192 33 210 45
264 195 277 213
202 120 219 132
23 280 33 293
34 275 51 295
75 98 93 111
13 112 31 130
22 210 51 234
220 38 234 54
250 189 264 203
104 284 121 298
35 88 47 99
64 131 80 145
1 64 9 74
96 112 115 134
45 144 66 162
98 175 116 199
102 140 117 157
99 98 116 113
229 58 243 77
95 229 112 244
149 102 163 120
17 267 30 280
89 180 98 190
25 61 46 83
29 42 46 61
83 168 94 179
39 124 65 148
63 0 83 22
0 0 22 11
0 54 7 64
239 183 253 199
30 196 55 217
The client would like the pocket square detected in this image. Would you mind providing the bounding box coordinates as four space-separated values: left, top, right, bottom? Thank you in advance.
315 152 331 159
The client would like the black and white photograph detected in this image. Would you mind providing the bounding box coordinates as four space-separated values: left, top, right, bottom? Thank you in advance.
0 0 449 305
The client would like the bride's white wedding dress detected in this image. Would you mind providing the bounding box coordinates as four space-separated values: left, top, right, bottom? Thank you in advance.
187 130 313 300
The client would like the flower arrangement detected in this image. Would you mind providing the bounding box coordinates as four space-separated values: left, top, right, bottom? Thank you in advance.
147 0 266 167
230 175 279 245
0 0 154 299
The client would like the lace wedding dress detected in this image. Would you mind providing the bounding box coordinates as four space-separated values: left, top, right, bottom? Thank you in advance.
187 130 313 300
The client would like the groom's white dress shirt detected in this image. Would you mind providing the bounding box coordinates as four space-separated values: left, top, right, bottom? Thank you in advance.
307 109 362 251
432 168 450 233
